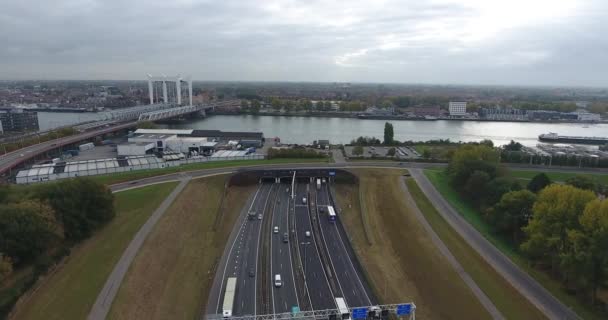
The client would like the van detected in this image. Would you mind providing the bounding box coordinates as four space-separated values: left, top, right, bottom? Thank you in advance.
274 274 282 287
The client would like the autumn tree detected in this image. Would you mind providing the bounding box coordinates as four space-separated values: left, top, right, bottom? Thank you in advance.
521 184 596 274
527 173 552 193
485 189 536 243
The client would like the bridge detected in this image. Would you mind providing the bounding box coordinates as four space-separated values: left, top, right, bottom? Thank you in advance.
137 104 211 121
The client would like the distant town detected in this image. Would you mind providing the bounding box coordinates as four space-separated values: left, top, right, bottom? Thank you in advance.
1 80 607 135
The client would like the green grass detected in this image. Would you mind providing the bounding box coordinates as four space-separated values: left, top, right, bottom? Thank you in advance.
423 169 605 320
11 182 179 320
509 170 608 185
405 178 546 320
90 158 329 185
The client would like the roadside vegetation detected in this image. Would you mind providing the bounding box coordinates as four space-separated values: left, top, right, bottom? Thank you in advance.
266 148 327 159
335 168 490 320
8 181 178 320
0 178 115 318
404 177 546 319
0 128 77 154
108 175 254 319
88 158 329 185
425 143 608 319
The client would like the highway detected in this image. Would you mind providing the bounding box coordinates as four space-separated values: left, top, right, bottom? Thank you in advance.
293 181 335 310
109 162 600 320
212 183 273 317
314 181 374 308
270 183 299 313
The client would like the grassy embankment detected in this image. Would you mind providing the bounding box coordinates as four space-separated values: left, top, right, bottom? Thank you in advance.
510 170 608 185
334 168 490 320
108 175 254 319
404 177 546 320
424 168 605 320
91 158 329 185
10 182 179 320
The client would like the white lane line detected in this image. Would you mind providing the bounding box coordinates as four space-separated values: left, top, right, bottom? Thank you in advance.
292 183 313 310
325 184 373 306
215 185 263 313
254 183 274 316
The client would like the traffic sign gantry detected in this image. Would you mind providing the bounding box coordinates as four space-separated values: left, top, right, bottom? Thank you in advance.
351 307 368 319
396 304 413 316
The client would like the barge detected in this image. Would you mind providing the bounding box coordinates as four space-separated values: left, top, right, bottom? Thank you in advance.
538 132 608 145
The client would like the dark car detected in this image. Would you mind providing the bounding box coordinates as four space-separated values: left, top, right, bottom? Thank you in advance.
282 233 289 243
249 268 255 277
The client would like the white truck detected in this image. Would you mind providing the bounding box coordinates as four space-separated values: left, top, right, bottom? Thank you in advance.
316 178 321 190
222 277 237 317
335 297 351 320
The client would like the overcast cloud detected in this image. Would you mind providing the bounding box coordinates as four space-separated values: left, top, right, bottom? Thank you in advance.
0 0 606 86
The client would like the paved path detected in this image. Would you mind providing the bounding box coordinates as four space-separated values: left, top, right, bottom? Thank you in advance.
409 168 579 320
399 177 504 320
87 177 191 320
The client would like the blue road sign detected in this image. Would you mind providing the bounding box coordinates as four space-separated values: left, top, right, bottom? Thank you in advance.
396 304 412 316
329 171 336 176
351 308 368 319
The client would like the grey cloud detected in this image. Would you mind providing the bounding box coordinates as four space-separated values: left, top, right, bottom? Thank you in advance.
0 0 606 86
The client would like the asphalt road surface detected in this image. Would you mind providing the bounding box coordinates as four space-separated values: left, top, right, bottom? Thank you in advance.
293 182 336 310
315 182 374 308
270 183 299 313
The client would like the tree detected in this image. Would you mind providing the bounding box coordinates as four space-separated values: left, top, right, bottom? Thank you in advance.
383 122 394 145
43 178 115 240
270 98 281 111
315 101 325 111
0 200 58 264
504 140 523 151
387 147 396 156
422 148 431 159
484 177 521 206
352 145 364 156
240 100 249 110
479 139 494 148
560 199 608 303
521 184 596 273
250 99 261 114
447 144 501 187
324 101 333 110
565 175 596 191
527 173 552 193
485 190 536 243
0 253 12 282
464 170 491 201
137 121 158 129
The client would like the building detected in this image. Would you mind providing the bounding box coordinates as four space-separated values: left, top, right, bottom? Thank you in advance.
528 110 579 121
576 111 601 122
449 102 467 116
0 108 39 133
412 106 441 117
479 107 528 121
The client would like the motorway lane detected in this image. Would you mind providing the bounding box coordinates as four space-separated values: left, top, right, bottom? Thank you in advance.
216 183 272 316
270 183 299 313
294 182 336 310
315 182 372 308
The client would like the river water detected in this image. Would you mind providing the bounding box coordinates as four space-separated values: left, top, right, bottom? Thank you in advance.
38 112 607 147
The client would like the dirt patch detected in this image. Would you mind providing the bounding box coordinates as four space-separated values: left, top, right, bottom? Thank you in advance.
335 169 490 320
107 175 255 320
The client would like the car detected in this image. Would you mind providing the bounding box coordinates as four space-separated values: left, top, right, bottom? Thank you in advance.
274 274 282 287
274 226 279 233
305 231 311 237
249 268 255 277
302 197 307 204
258 213 263 220
319 207 326 213
283 233 289 243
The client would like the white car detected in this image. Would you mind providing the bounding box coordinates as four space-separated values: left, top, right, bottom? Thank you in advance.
305 231 311 237
274 226 279 233
302 197 307 204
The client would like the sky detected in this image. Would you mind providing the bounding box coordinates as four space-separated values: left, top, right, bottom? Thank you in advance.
1 0 607 86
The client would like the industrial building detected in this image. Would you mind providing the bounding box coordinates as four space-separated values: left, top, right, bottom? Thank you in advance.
118 129 264 156
0 108 39 133
479 107 528 121
15 151 264 184
448 102 467 116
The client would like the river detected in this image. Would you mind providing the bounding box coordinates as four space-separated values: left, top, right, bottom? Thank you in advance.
38 112 607 147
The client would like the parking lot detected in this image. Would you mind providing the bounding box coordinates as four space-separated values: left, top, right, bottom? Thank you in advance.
344 145 421 159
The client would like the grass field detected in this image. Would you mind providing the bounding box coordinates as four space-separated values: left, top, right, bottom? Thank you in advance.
509 170 608 185
404 177 546 320
107 175 254 319
335 168 490 320
91 158 329 185
424 168 605 320
11 182 179 320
